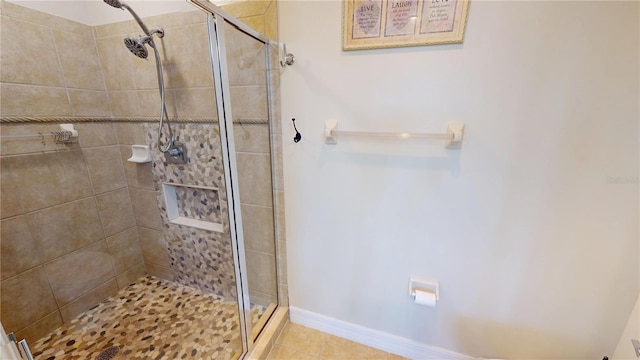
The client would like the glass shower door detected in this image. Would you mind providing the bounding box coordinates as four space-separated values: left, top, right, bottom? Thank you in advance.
205 8 279 355
223 20 279 341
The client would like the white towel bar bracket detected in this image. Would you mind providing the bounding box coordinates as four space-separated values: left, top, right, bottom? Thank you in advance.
323 120 465 149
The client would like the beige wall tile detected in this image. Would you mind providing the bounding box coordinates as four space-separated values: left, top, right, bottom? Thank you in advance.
96 37 136 90
59 279 118 323
268 74 281 135
277 239 287 286
94 20 134 39
249 290 275 307
238 15 265 39
3 154 55 211
27 197 104 262
131 51 171 90
162 23 214 89
0 16 64 86
271 133 284 191
230 85 269 119
68 90 111 117
145 262 175 281
268 47 281 74
237 153 273 207
14 311 62 345
0 267 58 332
106 227 143 274
137 226 171 268
267 40 278 71
48 150 95 205
114 122 147 145
265 1 278 41
233 124 270 154
225 21 267 87
246 249 277 297
276 215 286 304
275 190 286 241
222 1 272 18
0 83 72 117
75 123 118 148
241 204 275 254
129 188 163 230
0 158 23 219
120 145 155 190
95 188 136 237
2 1 89 36
83 145 127 194
278 284 288 307
53 29 106 91
44 241 116 305
141 10 205 30
116 263 146 289
108 90 141 117
174 88 217 118
1 215 42 280
138 89 177 118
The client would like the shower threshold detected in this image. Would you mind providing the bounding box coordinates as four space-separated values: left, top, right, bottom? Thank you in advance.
31 275 266 360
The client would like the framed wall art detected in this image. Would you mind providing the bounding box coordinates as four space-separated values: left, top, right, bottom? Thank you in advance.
343 0 470 50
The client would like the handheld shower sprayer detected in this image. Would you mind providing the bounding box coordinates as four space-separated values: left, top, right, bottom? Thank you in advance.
103 0 152 36
103 0 186 162
124 29 164 59
102 0 123 9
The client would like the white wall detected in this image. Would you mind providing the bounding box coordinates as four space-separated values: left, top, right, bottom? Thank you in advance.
279 1 639 359
614 294 640 360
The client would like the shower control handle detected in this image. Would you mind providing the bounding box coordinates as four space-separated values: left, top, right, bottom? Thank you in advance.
164 141 188 164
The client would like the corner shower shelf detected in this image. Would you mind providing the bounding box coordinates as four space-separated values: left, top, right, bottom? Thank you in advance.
162 182 223 233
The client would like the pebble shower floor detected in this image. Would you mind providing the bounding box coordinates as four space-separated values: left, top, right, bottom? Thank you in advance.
31 276 265 360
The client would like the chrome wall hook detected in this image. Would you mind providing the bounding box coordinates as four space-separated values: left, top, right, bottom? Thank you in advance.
280 44 295 67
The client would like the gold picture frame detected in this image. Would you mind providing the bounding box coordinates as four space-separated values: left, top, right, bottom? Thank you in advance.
342 0 470 50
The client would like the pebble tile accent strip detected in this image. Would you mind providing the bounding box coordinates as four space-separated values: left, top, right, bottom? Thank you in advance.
165 228 237 299
31 276 266 360
145 123 237 299
175 186 221 224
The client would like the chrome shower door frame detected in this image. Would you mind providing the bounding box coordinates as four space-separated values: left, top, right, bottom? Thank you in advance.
206 14 251 354
194 0 274 357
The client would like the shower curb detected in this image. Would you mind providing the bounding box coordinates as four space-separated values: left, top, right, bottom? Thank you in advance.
246 307 289 360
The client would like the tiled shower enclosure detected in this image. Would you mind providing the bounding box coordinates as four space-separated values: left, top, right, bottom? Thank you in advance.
0 0 287 358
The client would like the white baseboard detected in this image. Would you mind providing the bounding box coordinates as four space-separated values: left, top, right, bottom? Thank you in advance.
289 307 475 360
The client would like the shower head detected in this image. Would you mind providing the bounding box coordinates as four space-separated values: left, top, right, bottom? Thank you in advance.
103 0 124 9
124 37 150 59
123 29 163 59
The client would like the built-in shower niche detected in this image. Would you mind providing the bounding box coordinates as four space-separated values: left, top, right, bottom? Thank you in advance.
162 183 223 233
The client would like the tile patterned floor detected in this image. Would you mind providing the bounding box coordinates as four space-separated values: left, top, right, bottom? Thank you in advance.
31 276 267 360
267 323 409 360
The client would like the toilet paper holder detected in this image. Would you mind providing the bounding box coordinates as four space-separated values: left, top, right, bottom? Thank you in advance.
408 276 439 301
